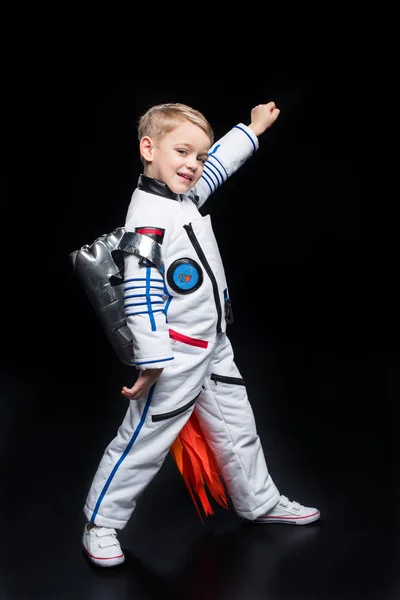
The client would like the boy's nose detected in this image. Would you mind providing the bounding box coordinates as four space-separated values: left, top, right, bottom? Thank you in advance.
185 155 197 170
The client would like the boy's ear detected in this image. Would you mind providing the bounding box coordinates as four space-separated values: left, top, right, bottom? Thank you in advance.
139 136 154 163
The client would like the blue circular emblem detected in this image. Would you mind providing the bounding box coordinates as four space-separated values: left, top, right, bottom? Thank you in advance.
167 258 203 294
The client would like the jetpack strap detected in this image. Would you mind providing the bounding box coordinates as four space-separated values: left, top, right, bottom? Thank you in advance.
113 230 164 275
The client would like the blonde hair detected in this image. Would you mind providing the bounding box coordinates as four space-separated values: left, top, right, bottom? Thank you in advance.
137 102 214 146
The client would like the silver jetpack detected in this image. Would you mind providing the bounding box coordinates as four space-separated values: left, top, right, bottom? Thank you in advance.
70 227 163 366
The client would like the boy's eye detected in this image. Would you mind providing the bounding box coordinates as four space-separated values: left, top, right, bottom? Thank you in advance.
176 149 207 165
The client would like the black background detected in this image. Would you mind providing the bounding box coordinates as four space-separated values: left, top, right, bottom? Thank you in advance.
7 6 397 384
3 4 399 599
8 8 396 367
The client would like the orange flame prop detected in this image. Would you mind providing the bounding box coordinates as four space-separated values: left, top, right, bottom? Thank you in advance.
170 411 230 523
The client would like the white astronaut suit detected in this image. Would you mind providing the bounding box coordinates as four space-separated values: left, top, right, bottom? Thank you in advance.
84 123 281 530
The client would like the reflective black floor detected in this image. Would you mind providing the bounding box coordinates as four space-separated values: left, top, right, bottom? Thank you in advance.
2 325 398 600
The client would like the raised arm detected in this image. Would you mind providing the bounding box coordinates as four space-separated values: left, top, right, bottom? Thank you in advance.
192 101 280 208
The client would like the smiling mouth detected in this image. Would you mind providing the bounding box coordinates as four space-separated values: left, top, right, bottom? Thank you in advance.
178 173 193 182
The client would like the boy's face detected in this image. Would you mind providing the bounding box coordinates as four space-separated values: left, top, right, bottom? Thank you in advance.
140 120 211 194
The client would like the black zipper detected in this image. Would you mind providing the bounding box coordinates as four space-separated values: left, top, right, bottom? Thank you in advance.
151 394 198 422
183 223 222 334
210 373 246 386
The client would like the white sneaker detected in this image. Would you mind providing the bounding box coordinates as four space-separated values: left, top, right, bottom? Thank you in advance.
253 495 320 525
82 524 125 567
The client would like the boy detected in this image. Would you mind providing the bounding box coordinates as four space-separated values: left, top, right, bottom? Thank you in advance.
82 101 320 567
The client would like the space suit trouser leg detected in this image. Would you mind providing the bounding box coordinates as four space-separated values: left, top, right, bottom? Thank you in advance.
194 332 280 520
83 339 214 530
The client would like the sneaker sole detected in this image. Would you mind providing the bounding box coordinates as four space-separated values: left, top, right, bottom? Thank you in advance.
82 544 125 567
253 511 321 525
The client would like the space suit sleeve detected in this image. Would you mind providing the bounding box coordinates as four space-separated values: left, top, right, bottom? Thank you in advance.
123 251 174 370
192 123 259 209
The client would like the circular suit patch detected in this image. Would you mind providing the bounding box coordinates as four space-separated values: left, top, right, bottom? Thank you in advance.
167 258 203 294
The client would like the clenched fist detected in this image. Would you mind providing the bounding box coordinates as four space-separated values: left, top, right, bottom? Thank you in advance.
249 101 280 137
